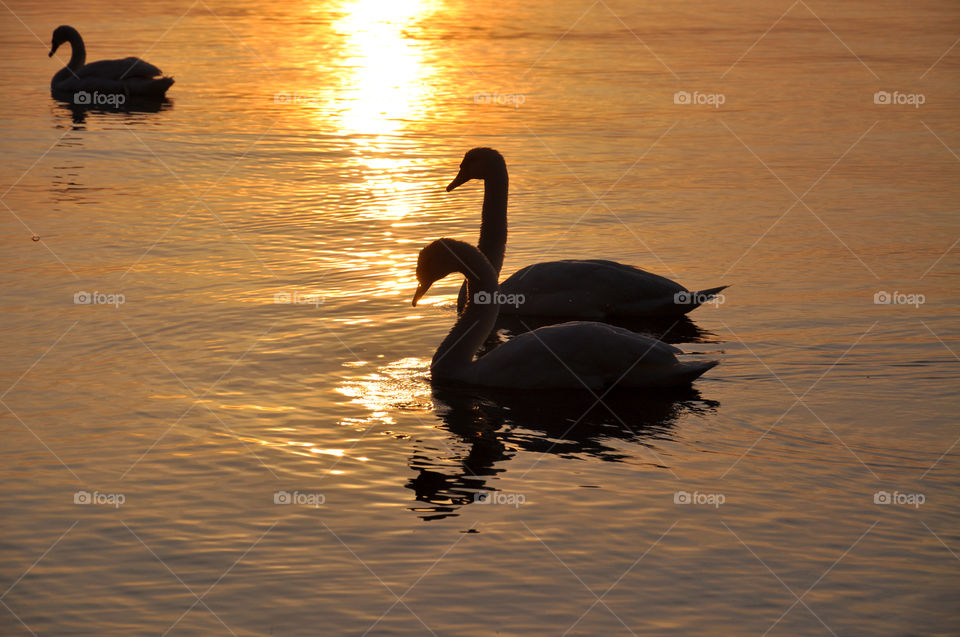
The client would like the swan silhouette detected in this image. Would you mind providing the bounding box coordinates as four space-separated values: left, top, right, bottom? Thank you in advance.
448 148 726 318
48 26 174 100
412 238 718 389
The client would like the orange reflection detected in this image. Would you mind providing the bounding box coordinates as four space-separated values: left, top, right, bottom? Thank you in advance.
318 1 442 300
336 357 432 428
329 0 441 234
332 0 439 141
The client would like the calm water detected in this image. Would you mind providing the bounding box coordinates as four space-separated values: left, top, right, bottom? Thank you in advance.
2 0 959 634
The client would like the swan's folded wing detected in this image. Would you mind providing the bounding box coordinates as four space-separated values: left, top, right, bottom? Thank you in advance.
499 260 687 317
78 57 164 80
472 322 686 388
578 260 686 290
505 261 684 296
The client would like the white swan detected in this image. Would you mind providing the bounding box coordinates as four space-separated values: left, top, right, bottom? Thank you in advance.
448 148 727 318
48 26 174 99
412 238 718 389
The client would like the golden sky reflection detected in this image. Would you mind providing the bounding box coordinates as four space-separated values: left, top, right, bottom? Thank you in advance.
310 0 443 301
331 0 440 142
335 356 433 429
170 1 451 453
210 356 431 474
207 357 434 478
330 0 440 255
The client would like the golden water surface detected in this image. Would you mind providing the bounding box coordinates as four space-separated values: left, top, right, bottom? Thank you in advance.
1 0 958 634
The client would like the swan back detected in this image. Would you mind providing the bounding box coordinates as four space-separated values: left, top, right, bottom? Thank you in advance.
470 321 711 389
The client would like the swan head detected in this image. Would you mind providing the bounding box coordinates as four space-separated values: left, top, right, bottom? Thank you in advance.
412 238 478 306
446 148 505 191
49 25 76 57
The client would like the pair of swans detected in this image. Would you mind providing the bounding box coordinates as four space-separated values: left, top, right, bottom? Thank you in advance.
410 149 722 389
413 239 717 389
48 26 174 99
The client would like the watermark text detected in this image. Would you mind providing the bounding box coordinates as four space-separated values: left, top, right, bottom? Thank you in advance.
74 291 125 307
674 490 725 508
674 91 725 108
274 490 325 508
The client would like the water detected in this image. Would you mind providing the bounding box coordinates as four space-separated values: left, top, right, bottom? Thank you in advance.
2 0 959 634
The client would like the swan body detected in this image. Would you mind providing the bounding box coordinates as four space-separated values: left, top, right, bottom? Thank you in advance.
466 321 716 388
449 148 726 318
48 26 174 99
413 238 717 389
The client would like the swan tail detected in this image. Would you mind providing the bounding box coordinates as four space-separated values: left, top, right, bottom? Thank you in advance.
696 285 728 298
671 360 718 384
680 285 728 314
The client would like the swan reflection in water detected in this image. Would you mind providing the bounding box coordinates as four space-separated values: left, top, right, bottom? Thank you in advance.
335 359 717 520
407 384 718 520
54 97 172 127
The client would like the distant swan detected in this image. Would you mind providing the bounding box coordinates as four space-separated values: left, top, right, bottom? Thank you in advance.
413 238 718 389
448 148 726 318
48 26 174 100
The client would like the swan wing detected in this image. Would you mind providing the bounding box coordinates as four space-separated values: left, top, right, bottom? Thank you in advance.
78 57 164 80
470 321 709 389
53 58 173 98
499 260 687 318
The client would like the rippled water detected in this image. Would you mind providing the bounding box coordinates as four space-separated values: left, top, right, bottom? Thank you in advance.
2 0 959 634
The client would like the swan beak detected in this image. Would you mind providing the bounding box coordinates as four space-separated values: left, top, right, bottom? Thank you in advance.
412 284 428 307
446 171 468 192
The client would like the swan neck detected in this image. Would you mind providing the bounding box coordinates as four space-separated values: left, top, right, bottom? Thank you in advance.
478 165 508 275
67 29 85 69
431 248 498 381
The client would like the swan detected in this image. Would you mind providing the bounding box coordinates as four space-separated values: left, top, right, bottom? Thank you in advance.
48 26 174 100
448 148 727 318
412 238 718 389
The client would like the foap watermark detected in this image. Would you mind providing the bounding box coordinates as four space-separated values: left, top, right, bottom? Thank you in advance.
74 90 126 107
74 290 125 307
474 491 526 508
473 92 526 109
674 490 725 508
474 290 524 309
874 490 924 509
874 290 924 307
273 92 321 107
873 90 925 108
74 490 125 508
274 291 324 307
274 490 325 508
674 290 724 308
674 91 725 108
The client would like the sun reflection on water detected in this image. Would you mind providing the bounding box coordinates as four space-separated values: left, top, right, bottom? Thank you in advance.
331 0 439 141
335 357 433 430
318 0 443 298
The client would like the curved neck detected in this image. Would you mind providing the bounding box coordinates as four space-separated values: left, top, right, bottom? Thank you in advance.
64 28 85 70
477 164 508 275
432 246 499 381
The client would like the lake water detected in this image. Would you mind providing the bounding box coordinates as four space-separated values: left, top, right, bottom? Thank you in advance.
1 0 958 634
